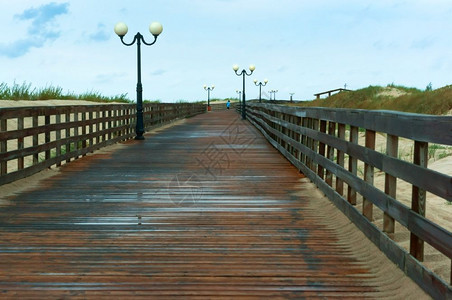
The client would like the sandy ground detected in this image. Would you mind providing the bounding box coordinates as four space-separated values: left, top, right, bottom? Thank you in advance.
1 100 450 293
376 87 409 98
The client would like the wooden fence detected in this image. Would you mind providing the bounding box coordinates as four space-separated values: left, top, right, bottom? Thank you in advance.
246 103 452 299
0 103 205 186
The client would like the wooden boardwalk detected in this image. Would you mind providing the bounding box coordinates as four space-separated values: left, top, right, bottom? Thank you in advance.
0 110 426 298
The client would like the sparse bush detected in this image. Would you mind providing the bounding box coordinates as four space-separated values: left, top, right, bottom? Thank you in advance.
0 82 132 103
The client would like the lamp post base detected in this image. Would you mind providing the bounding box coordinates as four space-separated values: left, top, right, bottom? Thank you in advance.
135 135 145 140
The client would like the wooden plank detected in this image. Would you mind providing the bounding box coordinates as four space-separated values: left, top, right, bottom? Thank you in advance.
363 130 376 221
384 134 398 234
336 123 346 196
0 118 6 175
347 126 358 205
33 115 38 165
410 141 428 261
56 114 62 167
325 121 335 187
311 118 319 172
17 117 24 170
317 120 327 179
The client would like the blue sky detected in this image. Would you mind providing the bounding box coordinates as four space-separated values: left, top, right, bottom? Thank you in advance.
1 0 452 102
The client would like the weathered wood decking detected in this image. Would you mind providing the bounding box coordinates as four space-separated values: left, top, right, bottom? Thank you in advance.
0 111 426 298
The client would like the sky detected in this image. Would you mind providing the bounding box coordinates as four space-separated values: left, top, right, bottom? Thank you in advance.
1 0 452 102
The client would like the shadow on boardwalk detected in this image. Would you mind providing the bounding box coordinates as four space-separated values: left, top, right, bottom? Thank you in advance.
0 110 427 298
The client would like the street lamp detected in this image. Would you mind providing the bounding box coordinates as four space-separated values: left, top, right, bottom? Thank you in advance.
269 89 278 101
253 78 268 103
236 90 242 102
233 64 255 120
114 21 163 140
203 85 215 111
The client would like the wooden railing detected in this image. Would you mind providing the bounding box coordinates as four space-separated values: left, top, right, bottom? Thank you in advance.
0 103 205 186
246 103 452 299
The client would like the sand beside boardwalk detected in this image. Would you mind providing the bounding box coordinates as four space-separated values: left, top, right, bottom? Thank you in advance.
0 100 450 294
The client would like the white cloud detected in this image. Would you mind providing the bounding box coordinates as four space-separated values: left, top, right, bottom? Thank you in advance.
0 2 69 58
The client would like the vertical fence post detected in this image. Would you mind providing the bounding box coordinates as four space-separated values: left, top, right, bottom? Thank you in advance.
82 110 87 156
301 118 309 166
410 140 428 261
0 118 7 175
17 117 24 170
384 134 398 234
318 120 327 179
297 116 303 166
32 115 39 165
65 112 71 163
89 110 94 149
347 126 358 205
325 121 336 187
311 118 319 172
336 123 346 196
74 111 79 158
45 115 51 161
289 114 295 156
56 114 62 167
363 129 376 220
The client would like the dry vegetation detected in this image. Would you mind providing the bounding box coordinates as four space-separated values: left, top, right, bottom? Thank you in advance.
293 84 452 115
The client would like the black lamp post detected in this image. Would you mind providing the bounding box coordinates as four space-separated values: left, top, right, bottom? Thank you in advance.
203 85 215 111
253 79 268 103
236 90 242 102
114 21 163 140
269 89 278 101
233 64 255 120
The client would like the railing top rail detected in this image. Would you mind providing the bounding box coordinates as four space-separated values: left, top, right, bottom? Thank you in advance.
313 88 352 97
249 103 452 145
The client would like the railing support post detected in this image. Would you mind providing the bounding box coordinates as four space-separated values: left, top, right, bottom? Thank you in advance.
318 120 327 179
335 123 346 195
363 129 376 220
347 126 358 205
410 141 428 261
384 134 398 234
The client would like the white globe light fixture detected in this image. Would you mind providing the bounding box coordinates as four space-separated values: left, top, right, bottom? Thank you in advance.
149 22 163 36
114 22 128 36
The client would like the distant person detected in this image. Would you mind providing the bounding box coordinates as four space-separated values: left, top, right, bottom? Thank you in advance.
226 100 230 109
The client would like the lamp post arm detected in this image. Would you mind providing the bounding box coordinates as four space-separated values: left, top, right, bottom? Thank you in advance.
119 34 139 47
142 35 159 46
